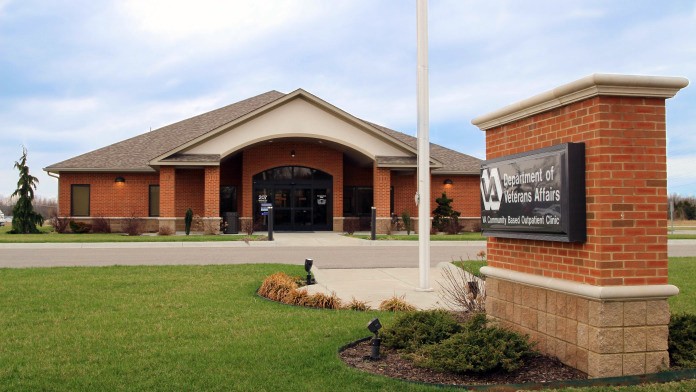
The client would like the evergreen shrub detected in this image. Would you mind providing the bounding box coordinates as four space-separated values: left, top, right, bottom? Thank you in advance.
669 313 696 368
382 310 461 352
412 314 535 374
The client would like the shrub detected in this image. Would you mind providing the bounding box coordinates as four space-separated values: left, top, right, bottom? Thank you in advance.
344 218 359 235
121 216 144 236
241 219 262 236
432 193 461 232
412 314 535 374
49 210 70 234
401 211 412 235
258 272 299 302
460 220 481 233
669 313 696 368
444 217 460 235
91 217 111 233
378 295 417 312
382 310 461 352
346 298 371 311
158 225 175 236
184 208 193 235
438 263 486 313
69 220 91 234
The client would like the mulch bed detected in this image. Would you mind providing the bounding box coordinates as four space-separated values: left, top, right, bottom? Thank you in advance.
339 338 587 387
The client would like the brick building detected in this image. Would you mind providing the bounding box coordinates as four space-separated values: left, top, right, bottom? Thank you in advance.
45 89 481 233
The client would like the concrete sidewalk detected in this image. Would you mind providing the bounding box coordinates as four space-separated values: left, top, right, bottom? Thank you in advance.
0 231 484 249
305 262 480 310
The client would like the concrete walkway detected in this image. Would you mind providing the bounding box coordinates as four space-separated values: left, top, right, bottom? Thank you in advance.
306 262 478 310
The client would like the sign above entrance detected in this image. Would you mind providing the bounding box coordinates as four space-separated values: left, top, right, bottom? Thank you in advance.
480 143 586 243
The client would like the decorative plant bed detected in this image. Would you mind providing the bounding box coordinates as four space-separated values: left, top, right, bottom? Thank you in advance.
339 337 586 387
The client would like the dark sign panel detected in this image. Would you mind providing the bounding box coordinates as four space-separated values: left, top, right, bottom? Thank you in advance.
480 143 586 242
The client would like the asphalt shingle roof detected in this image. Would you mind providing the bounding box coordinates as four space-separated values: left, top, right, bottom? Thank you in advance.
45 90 481 174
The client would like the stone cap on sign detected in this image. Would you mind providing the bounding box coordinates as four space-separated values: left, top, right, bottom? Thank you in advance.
472 73 689 131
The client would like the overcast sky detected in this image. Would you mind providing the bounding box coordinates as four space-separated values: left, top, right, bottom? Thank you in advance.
1 0 695 199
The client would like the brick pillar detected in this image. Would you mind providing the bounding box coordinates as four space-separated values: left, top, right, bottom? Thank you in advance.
472 74 688 378
203 166 221 234
373 164 391 233
158 166 177 232
204 166 220 217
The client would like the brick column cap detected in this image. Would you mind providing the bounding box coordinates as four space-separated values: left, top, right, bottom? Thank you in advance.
482 266 679 301
472 73 689 130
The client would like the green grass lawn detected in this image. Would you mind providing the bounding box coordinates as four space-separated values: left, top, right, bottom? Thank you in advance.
0 225 265 243
668 234 696 240
1 261 694 391
668 257 696 314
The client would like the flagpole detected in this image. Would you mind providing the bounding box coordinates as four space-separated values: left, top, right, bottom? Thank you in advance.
416 0 432 291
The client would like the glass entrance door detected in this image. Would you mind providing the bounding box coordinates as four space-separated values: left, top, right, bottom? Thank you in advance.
252 166 333 231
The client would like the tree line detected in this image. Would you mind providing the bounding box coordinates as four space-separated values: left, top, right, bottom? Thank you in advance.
0 195 57 219
669 194 696 220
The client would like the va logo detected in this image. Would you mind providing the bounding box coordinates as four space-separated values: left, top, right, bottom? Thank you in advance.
480 168 503 211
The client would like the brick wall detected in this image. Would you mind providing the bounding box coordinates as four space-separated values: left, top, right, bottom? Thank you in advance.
58 172 159 217
432 175 480 219
174 169 205 217
391 173 480 219
486 96 668 286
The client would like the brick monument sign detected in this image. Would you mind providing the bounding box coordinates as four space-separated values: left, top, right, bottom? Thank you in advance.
472 74 689 378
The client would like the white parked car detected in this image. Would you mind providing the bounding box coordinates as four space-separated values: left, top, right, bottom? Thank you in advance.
0 211 5 226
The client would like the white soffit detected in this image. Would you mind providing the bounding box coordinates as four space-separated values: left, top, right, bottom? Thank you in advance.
472 73 689 131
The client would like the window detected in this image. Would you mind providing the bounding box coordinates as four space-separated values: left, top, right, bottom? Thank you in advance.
71 184 90 216
343 186 373 216
149 185 160 217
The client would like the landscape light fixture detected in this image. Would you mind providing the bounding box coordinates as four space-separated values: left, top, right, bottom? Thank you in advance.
304 258 315 285
367 318 382 360
115 176 126 183
290 149 296 158
443 178 453 185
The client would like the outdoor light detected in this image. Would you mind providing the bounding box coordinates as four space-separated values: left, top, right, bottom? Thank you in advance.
290 149 296 158
115 176 126 183
304 258 315 285
367 318 382 360
443 178 453 185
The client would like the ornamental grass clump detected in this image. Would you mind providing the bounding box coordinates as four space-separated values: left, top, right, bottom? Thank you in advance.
378 295 417 312
301 292 342 310
346 298 372 311
258 272 299 302
282 288 310 306
381 310 461 353
411 313 535 374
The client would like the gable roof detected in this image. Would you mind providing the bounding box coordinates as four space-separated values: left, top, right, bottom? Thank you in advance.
45 90 481 174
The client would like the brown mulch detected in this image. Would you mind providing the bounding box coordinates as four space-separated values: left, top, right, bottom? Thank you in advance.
339 338 587 387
